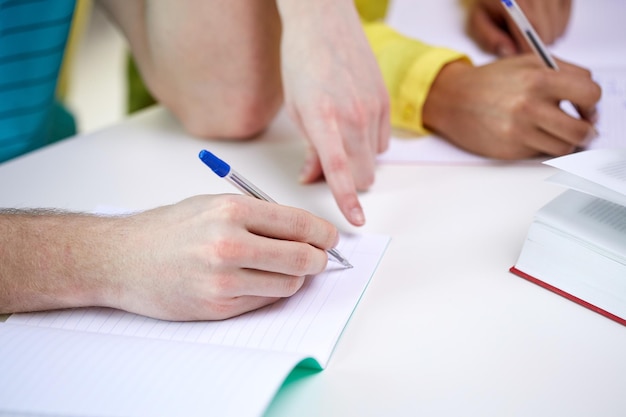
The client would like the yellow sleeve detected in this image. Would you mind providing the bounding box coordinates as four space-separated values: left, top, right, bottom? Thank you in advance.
362 20 471 134
354 0 389 22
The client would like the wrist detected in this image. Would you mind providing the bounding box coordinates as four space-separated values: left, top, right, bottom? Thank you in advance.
422 59 473 136
0 212 131 313
41 214 128 310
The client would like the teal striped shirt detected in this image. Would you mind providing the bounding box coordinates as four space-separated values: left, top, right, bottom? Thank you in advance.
0 0 76 163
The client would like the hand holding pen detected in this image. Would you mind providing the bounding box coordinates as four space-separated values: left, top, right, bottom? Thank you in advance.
420 0 600 159
501 0 600 127
199 150 353 268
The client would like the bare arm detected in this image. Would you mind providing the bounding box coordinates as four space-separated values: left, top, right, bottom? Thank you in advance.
0 195 337 320
0 209 120 313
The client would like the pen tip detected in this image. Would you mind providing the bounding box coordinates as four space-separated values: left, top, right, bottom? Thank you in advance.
328 248 352 269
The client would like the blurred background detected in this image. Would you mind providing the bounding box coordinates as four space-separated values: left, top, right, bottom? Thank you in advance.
65 1 126 135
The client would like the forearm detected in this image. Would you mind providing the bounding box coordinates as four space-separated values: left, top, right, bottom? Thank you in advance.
0 210 125 314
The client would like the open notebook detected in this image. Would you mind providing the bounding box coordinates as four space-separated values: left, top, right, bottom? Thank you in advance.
0 233 390 417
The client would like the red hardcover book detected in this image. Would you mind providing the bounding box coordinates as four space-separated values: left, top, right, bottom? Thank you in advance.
510 150 626 327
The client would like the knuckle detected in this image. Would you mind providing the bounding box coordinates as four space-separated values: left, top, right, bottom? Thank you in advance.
206 299 239 321
499 120 517 141
210 236 248 266
507 94 533 120
313 96 338 124
351 104 369 128
341 95 382 129
588 81 602 102
213 195 250 223
290 246 316 275
570 123 592 145
521 68 550 92
207 272 238 297
314 100 360 138
325 153 350 174
289 209 313 239
499 118 520 145
281 276 306 297
489 125 527 160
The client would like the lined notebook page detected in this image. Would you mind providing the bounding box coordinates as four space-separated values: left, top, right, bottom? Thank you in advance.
0 323 307 417
8 233 390 368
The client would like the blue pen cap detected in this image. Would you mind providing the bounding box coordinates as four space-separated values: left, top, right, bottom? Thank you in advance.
199 150 231 177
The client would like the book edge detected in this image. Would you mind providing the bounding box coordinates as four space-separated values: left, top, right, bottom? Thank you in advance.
509 266 626 327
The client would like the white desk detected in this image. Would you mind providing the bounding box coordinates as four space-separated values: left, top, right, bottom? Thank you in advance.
1 1 626 416
1 105 626 416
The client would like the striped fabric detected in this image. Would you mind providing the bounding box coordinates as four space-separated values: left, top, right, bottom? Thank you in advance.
0 0 76 163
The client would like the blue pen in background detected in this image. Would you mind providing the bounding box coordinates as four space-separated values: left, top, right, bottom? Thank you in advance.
198 149 353 269
501 0 559 69
501 0 592 123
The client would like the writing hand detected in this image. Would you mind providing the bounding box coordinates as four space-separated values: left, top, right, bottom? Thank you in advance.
102 195 338 320
423 55 601 159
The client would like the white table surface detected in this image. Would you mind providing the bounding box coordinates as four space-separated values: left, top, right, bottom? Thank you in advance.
1 1 626 416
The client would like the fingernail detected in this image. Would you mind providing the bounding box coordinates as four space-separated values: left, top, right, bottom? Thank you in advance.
350 207 365 226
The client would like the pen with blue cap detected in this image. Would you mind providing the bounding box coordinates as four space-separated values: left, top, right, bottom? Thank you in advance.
198 149 353 269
